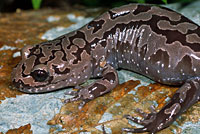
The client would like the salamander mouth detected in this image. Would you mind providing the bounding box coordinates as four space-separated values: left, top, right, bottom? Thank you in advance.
12 78 70 93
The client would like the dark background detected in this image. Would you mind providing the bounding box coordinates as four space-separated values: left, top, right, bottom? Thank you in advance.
0 0 196 12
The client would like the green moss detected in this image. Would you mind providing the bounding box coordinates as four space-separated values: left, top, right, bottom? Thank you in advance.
31 0 42 9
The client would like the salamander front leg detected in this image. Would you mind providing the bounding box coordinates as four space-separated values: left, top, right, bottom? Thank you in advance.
122 77 200 134
64 64 118 109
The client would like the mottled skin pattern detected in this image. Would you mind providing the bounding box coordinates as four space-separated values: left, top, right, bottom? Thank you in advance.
12 4 200 133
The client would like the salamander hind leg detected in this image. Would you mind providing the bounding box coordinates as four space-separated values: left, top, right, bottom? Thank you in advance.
64 64 119 109
122 77 200 133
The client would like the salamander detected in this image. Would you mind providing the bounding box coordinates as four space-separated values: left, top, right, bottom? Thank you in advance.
11 4 200 133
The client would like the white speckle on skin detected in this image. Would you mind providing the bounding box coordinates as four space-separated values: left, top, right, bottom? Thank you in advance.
148 57 150 60
110 80 114 83
57 64 64 68
89 94 94 99
161 63 164 68
137 64 139 67
131 51 133 54
193 68 197 72
92 87 97 91
157 61 161 65
157 70 160 73
168 64 171 68
91 43 96 47
77 76 80 79
144 58 146 61
35 89 38 92
127 60 129 63
69 79 72 82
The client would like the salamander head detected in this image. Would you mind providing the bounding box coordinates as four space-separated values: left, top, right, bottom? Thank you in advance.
12 40 92 93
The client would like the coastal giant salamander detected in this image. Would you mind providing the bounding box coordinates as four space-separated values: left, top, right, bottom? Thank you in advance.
12 4 200 133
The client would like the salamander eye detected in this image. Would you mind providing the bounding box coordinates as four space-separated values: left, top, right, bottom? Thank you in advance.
31 70 49 82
